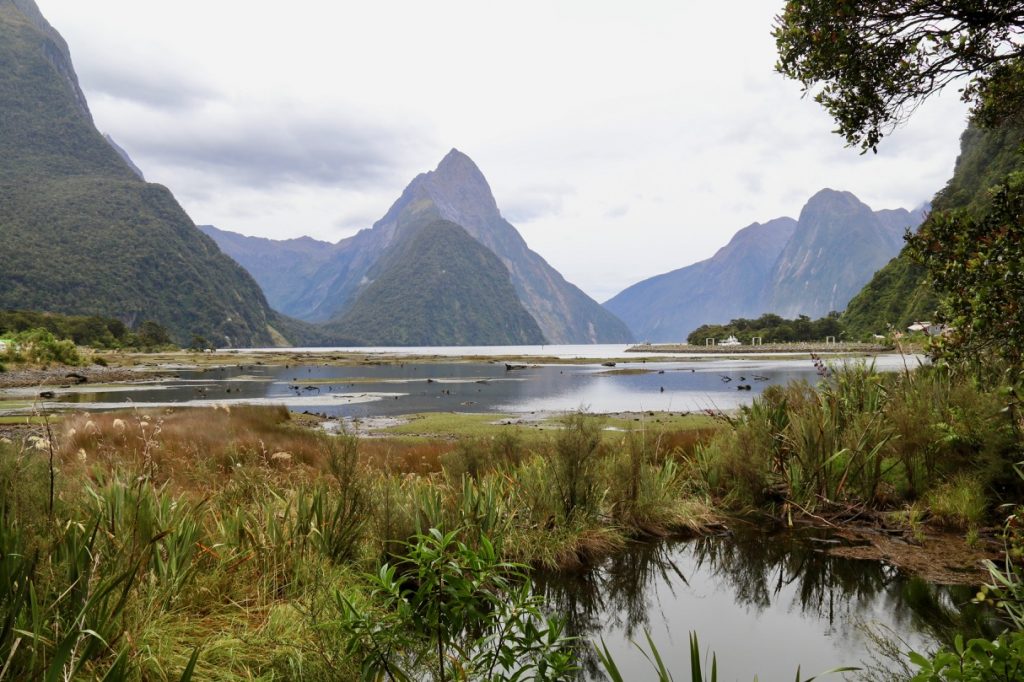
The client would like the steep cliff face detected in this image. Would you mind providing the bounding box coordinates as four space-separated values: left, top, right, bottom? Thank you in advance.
604 218 796 341
766 189 900 319
0 0 281 347
208 150 633 344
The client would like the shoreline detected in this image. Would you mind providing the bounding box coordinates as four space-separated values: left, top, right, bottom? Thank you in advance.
627 341 894 354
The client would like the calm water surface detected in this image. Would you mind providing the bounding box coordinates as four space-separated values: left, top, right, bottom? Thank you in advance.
540 530 993 681
27 346 920 417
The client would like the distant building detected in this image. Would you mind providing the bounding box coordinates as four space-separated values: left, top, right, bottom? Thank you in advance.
907 322 946 335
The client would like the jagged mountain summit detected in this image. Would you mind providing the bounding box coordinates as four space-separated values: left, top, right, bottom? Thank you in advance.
208 150 633 344
604 190 925 342
0 0 284 347
767 189 911 319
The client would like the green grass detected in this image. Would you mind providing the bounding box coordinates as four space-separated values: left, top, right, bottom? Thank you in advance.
0 405 723 678
374 411 717 440
0 414 54 424
2 361 1020 678
601 413 719 431
374 412 527 438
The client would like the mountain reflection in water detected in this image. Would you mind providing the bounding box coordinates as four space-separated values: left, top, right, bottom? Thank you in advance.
536 530 997 681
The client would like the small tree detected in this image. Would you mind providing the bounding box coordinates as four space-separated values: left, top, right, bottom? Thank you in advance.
134 320 173 349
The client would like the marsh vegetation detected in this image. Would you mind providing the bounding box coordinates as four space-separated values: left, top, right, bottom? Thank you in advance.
1 357 1022 679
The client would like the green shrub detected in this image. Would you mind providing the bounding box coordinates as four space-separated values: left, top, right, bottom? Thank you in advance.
440 438 489 480
924 474 988 530
490 429 526 469
910 632 1024 681
2 327 82 365
552 412 606 522
329 528 575 680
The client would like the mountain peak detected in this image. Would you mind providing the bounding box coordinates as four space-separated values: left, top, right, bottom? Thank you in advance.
806 187 860 206
387 148 500 230
428 148 492 197
436 147 476 171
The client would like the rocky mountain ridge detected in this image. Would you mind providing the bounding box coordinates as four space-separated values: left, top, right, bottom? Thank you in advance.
208 150 634 344
604 189 926 341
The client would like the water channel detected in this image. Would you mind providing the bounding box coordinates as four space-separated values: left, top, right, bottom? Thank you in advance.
12 350 920 419
542 530 995 681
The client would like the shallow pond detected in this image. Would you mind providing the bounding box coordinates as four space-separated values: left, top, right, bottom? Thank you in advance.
13 353 918 418
540 530 996 681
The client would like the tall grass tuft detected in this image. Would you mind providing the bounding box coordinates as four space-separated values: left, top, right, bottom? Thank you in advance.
553 412 606 523
700 362 1022 519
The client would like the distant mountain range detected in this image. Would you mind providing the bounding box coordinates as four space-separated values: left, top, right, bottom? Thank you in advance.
5 0 973 350
604 190 927 341
205 150 633 345
0 0 630 348
0 0 285 347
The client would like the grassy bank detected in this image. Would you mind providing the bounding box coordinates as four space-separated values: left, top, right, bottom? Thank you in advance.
2 360 1022 679
0 405 718 679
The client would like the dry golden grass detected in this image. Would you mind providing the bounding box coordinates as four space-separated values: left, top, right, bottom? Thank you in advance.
360 438 456 474
58 406 326 485
54 406 469 489
660 427 719 458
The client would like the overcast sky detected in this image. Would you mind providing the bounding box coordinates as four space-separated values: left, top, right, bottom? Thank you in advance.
38 0 970 302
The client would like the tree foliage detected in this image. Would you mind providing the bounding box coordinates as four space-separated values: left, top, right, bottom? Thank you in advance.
687 312 844 345
907 174 1024 374
1 328 81 366
0 309 128 348
774 0 1024 152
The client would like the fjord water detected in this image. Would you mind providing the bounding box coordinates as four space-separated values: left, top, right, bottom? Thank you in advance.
43 346 920 417
542 530 988 681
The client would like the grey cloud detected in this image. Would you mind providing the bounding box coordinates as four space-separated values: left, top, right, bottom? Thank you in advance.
737 171 763 194
604 205 628 219
123 114 427 190
80 62 214 110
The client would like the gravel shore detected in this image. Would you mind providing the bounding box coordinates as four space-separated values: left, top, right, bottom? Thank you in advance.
0 364 152 389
